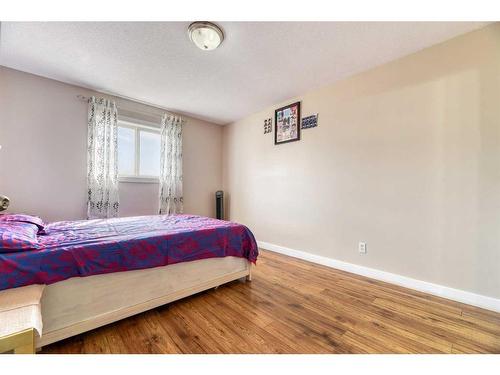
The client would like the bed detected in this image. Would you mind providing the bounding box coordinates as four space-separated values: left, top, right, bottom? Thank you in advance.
0 214 258 349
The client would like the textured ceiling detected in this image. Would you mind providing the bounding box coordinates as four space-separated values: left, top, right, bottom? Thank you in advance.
0 22 489 124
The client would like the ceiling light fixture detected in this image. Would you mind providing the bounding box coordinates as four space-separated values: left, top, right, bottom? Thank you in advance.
188 22 224 51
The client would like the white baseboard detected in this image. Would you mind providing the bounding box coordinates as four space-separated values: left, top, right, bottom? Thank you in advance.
257 241 500 313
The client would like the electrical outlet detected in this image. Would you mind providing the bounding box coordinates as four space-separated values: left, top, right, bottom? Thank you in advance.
358 242 367 254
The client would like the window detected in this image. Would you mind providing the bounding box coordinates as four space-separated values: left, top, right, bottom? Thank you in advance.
117 120 161 182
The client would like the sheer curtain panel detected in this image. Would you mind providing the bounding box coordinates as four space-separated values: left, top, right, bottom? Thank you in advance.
87 96 120 219
159 114 184 215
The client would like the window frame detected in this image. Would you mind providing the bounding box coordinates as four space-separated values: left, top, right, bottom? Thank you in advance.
117 119 161 184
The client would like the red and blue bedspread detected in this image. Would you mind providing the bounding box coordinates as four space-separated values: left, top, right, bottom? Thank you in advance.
0 214 258 291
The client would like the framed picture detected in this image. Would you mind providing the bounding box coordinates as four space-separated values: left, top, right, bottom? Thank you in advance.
274 101 301 145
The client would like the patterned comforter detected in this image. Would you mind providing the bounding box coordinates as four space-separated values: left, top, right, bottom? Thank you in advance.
0 214 258 291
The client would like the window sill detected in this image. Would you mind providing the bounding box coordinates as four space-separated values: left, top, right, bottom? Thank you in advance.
119 176 159 184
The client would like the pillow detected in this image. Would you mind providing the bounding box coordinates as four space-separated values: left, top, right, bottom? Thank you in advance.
0 222 40 253
0 214 45 232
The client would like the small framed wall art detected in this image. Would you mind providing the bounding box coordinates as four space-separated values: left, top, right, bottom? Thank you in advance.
274 101 301 145
301 114 318 129
264 118 272 134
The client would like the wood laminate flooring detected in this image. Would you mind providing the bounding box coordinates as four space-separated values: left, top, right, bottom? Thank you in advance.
42 250 500 354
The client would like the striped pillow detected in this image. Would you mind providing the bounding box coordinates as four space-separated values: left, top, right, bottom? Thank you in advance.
0 222 40 253
0 214 45 233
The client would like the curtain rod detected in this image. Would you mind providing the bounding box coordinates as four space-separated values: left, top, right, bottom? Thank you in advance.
76 94 177 119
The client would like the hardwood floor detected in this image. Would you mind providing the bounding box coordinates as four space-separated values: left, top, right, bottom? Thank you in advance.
41 250 500 354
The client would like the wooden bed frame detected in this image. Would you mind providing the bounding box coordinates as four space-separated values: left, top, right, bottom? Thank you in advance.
36 256 252 349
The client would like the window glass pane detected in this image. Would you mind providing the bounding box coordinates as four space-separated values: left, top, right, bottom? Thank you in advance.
139 131 161 176
118 126 135 176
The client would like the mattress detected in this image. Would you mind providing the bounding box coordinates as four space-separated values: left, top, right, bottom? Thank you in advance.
0 214 258 291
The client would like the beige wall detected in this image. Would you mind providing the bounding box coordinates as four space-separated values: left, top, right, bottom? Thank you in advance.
0 66 222 222
223 24 500 299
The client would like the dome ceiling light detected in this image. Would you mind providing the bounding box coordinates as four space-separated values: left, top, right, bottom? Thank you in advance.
188 22 224 51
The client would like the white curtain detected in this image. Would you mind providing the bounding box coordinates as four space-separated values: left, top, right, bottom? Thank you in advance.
86 96 119 219
159 114 184 215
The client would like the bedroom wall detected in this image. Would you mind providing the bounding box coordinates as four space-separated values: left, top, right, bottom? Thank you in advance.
0 66 223 222
222 24 500 299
